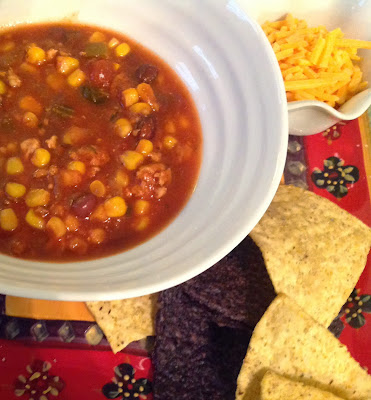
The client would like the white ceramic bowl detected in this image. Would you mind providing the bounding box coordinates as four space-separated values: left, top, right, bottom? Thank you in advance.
0 0 287 300
240 0 371 135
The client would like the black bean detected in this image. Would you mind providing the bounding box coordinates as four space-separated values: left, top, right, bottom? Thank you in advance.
136 64 159 83
71 194 97 217
135 116 156 139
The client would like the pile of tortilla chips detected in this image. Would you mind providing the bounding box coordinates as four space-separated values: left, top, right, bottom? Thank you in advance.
86 185 371 399
236 294 371 400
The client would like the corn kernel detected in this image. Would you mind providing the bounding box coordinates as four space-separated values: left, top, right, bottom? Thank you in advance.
165 120 176 134
89 228 106 244
23 112 39 128
129 102 152 115
104 196 127 217
64 214 79 232
122 88 139 107
115 170 129 187
179 116 190 129
6 142 17 154
0 80 7 95
68 161 86 174
115 43 130 57
134 200 150 215
47 216 67 238
56 56 79 75
120 151 144 170
67 69 86 87
90 204 108 222
136 83 159 111
63 126 88 146
136 139 153 155
26 46 46 65
0 208 18 231
6 182 26 198
6 157 24 175
134 216 150 231
25 209 45 230
25 189 50 207
19 96 42 115
60 169 82 186
114 118 132 138
113 63 120 71
0 41 15 52
108 38 119 48
90 180 106 197
20 62 39 74
89 31 106 43
31 148 51 168
46 73 65 90
163 135 178 149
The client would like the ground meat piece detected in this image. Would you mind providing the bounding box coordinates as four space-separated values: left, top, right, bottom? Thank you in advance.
33 169 48 178
49 203 65 217
34 207 49 218
49 165 58 175
132 163 172 199
7 68 21 88
148 152 161 162
46 48 58 61
70 146 109 166
175 143 193 162
68 236 88 255
20 138 40 159
154 187 167 199
87 166 100 178
10 239 27 256
156 168 172 186
110 72 131 98
45 135 58 149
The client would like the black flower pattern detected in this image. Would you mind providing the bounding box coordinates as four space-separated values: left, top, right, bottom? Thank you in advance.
102 363 152 400
311 156 359 198
340 288 371 329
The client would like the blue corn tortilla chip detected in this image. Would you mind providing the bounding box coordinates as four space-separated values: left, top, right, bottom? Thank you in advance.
183 236 276 328
153 286 252 400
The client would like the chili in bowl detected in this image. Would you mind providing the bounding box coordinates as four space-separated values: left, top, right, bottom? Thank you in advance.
0 23 202 261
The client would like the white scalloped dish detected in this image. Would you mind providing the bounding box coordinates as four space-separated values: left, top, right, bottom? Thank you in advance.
241 0 371 135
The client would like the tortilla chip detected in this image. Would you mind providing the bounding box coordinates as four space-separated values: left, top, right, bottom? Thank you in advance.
183 236 276 329
153 286 251 400
236 294 371 400
261 371 344 400
86 294 158 353
250 185 371 327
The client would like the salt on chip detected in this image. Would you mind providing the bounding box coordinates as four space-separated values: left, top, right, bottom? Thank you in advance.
250 185 371 327
236 294 371 400
86 294 158 353
261 371 344 400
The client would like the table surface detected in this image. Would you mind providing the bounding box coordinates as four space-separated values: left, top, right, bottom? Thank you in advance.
0 111 370 399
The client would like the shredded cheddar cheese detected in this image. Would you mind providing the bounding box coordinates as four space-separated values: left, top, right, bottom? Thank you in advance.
262 14 370 107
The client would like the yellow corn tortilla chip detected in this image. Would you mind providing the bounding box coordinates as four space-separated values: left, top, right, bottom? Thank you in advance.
236 294 371 400
250 185 371 327
261 371 344 400
86 294 158 353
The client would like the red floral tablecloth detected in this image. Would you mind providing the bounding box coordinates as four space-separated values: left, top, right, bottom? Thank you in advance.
0 111 370 398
